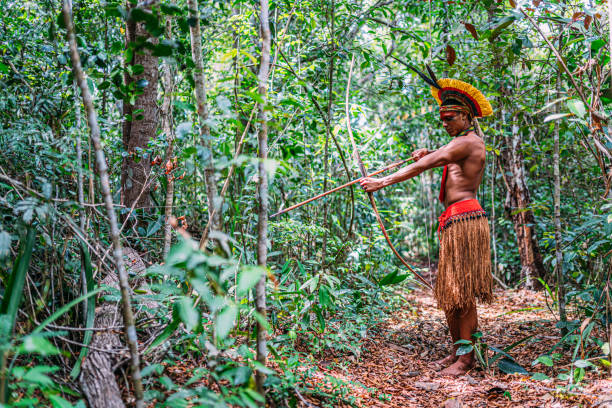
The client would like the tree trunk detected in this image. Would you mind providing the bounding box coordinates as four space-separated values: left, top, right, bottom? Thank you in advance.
162 19 175 258
501 113 546 289
121 1 159 212
80 273 125 408
187 0 222 246
321 0 335 271
554 33 567 332
63 3 144 406
255 0 271 398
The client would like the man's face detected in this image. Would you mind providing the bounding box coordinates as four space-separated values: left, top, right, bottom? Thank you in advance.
440 111 469 137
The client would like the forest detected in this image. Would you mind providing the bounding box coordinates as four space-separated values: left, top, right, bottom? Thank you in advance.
0 0 611 406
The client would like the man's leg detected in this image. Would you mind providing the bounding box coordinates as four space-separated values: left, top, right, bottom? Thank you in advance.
440 302 478 376
432 309 461 368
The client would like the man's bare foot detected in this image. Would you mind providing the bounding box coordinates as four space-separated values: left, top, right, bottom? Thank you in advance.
439 359 474 376
430 354 458 370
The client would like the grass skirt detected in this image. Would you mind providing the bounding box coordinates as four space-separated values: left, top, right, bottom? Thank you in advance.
435 204 493 312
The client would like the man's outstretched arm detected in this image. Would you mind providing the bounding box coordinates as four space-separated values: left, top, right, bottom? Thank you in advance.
360 137 473 192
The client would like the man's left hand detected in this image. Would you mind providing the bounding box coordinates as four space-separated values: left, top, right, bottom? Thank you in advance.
359 177 384 192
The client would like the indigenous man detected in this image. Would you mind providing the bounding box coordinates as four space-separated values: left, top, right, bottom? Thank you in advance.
360 77 494 376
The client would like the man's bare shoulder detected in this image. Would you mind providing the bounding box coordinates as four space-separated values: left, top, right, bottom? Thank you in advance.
465 132 485 149
445 132 483 149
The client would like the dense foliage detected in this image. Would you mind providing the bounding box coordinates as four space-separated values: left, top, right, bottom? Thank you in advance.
0 0 610 406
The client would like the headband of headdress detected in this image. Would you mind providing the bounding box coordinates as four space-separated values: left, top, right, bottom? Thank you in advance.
408 65 493 119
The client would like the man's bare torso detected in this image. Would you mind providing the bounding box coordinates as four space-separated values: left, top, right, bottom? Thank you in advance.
443 131 486 208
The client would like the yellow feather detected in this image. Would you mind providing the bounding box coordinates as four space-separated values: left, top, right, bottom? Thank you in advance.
429 78 493 117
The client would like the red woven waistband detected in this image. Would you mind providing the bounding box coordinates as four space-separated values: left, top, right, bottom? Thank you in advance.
438 199 486 233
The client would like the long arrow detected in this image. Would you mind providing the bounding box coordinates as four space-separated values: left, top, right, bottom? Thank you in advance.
270 157 413 218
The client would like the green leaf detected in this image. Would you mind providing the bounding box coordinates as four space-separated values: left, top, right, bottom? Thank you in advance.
125 47 134 64
534 355 553 367
490 15 517 41
152 43 174 57
573 359 593 368
140 364 164 378
0 227 36 345
573 367 585 383
243 388 265 403
252 361 274 376
498 358 528 374
176 296 200 332
591 39 606 53
456 344 474 356
220 48 238 63
48 394 74 408
23 366 58 387
315 306 325 332
215 305 237 339
147 307 180 351
318 285 332 307
566 99 586 118
530 372 550 381
232 366 252 386
135 79 149 89
252 311 270 333
244 90 264 105
0 231 11 258
19 335 60 356
160 4 181 15
237 266 264 297
543 113 572 123
378 270 408 286
279 98 303 108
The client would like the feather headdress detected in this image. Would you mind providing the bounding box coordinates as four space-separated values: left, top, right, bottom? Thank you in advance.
405 63 493 118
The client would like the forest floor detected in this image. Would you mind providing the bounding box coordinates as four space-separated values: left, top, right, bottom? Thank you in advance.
297 287 611 408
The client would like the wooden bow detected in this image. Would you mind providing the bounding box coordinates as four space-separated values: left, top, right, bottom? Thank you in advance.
345 55 433 291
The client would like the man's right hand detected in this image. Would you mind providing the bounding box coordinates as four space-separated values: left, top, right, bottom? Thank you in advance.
411 148 429 161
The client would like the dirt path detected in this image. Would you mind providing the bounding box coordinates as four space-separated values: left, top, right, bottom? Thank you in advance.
302 288 611 407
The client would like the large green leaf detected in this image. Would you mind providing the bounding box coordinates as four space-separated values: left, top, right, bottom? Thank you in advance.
0 227 36 344
566 99 586 118
215 305 237 339
497 358 528 374
176 296 200 332
378 270 408 286
237 266 265 297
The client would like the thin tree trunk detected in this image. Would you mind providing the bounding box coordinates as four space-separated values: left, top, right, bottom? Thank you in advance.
121 1 159 213
554 32 567 333
188 0 221 244
491 124 499 281
502 114 545 289
321 0 335 272
255 0 271 398
608 0 612 199
486 3 544 289
74 81 88 320
62 3 144 407
162 19 175 258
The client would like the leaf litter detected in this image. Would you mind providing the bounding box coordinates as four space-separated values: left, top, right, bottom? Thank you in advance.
296 287 610 407
153 287 610 407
